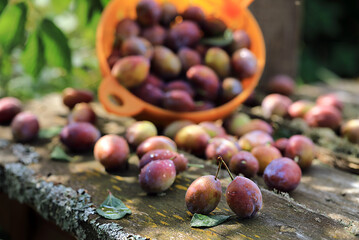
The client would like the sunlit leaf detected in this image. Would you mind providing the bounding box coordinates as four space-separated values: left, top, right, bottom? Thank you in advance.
51 146 73 162
190 213 230 228
51 0 71 14
0 2 27 52
39 18 72 72
96 192 132 220
21 30 45 77
100 0 110 7
39 126 63 139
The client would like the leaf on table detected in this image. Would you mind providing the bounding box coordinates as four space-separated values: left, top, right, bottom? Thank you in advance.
39 18 72 72
21 30 45 77
50 146 73 162
187 163 205 168
39 126 63 139
0 2 27 52
200 29 233 47
96 192 132 220
190 213 230 228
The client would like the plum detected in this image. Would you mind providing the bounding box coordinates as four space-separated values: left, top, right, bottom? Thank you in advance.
229 30 251 53
0 97 22 124
125 121 157 147
221 77 243 102
238 130 274 151
199 121 226 138
267 74 295 96
223 113 251 136
261 93 292 118
144 74 165 89
139 149 188 173
178 47 202 72
136 136 177 158
175 124 210 156
139 160 176 193
69 103 96 124
201 17 226 37
205 137 239 165
182 6 205 24
152 46 181 79
131 82 164 106
229 151 259 178
120 37 153 59
164 80 195 98
165 21 202 50
187 65 220 101
205 47 230 78
163 120 194 139
251 145 282 174
141 25 166 46
11 112 39 142
232 48 257 79
263 157 301 192
316 93 343 111
194 101 215 111
111 56 150 88
233 119 273 137
62 88 94 109
273 138 289 155
341 119 359 144
185 175 221 214
94 135 129 171
304 105 342 130
160 2 178 27
288 100 315 119
285 135 315 169
136 0 161 27
60 122 100 152
226 176 262 218
115 18 140 42
162 90 195 112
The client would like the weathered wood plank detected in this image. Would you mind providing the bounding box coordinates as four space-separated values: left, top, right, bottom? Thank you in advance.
1 93 358 239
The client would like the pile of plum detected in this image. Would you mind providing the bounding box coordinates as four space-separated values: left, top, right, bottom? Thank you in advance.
108 0 257 112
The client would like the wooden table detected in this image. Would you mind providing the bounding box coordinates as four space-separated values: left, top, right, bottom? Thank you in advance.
1 81 359 239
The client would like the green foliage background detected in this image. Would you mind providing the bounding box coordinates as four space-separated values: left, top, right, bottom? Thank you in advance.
0 0 358 100
300 0 359 82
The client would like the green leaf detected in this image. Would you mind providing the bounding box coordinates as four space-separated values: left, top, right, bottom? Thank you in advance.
0 2 27 52
51 0 71 14
187 163 205 168
200 29 233 47
39 126 63 139
39 18 72 72
75 0 103 26
96 192 132 220
100 0 110 7
51 146 73 162
0 0 8 14
21 30 45 77
190 214 230 228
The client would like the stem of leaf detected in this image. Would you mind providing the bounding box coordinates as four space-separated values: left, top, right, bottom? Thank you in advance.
217 156 234 181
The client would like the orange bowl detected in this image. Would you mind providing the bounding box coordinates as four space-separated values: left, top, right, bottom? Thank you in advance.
97 0 265 126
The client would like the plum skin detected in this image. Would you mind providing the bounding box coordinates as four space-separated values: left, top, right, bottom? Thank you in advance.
263 157 302 192
229 151 259 178
136 136 177 158
11 112 39 142
60 122 100 152
139 160 176 193
139 149 188 173
185 175 221 215
251 145 282 174
0 97 22 124
226 176 262 218
94 135 129 171
285 135 315 169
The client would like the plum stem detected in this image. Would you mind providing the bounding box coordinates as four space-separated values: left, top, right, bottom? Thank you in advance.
218 156 234 181
215 159 222 180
